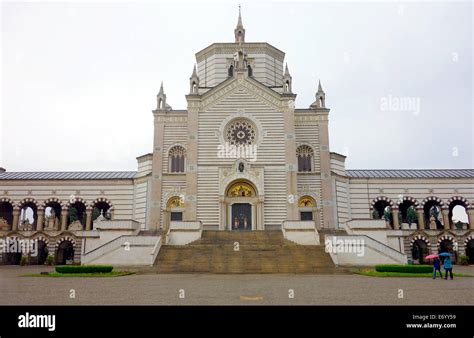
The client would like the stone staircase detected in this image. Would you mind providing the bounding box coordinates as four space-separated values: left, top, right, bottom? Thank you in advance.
153 230 338 274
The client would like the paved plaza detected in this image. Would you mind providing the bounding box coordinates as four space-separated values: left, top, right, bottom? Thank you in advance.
1 266 473 305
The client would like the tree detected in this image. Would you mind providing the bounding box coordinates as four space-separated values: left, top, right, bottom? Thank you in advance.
92 207 101 221
68 207 78 223
407 206 418 224
384 208 393 223
372 209 380 220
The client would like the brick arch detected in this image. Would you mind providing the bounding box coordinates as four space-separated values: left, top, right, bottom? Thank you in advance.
42 197 65 210
446 196 470 209
55 236 76 248
464 235 474 246
396 196 419 207
410 234 430 246
34 235 50 245
66 197 88 208
0 197 16 208
89 197 114 210
437 234 457 246
17 198 41 210
419 196 446 209
371 196 394 207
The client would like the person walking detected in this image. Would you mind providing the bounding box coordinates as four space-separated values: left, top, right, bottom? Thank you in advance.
433 257 442 279
443 256 453 280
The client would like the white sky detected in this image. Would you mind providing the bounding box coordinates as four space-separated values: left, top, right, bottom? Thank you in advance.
1 0 472 171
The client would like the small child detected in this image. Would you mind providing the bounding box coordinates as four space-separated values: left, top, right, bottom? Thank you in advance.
432 257 442 279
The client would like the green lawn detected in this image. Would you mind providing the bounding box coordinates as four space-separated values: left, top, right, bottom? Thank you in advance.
24 271 134 278
355 269 473 278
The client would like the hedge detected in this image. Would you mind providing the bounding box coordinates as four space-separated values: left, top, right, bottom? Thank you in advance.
55 265 113 274
375 264 433 273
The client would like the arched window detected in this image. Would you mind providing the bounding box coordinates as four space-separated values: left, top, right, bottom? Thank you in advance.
296 145 314 172
298 196 317 221
228 65 234 77
169 146 186 173
247 65 253 77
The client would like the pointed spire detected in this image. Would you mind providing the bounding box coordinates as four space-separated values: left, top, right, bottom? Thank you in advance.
156 81 171 110
310 79 326 109
318 80 324 93
158 81 164 95
284 64 290 76
237 4 243 28
189 64 199 95
234 5 245 43
283 63 292 94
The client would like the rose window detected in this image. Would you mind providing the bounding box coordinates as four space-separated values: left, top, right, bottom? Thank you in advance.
225 120 256 146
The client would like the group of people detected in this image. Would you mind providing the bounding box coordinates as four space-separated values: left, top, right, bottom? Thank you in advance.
432 256 454 280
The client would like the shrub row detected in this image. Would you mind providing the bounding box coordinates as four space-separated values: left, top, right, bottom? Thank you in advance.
375 264 433 273
55 265 113 274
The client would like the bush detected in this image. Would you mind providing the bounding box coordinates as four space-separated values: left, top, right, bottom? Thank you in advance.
46 255 54 266
460 255 469 266
375 264 433 273
55 265 113 274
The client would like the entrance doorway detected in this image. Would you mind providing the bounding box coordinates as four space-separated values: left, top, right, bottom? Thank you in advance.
231 203 252 231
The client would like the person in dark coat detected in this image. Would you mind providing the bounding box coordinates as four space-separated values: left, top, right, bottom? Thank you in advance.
432 257 442 279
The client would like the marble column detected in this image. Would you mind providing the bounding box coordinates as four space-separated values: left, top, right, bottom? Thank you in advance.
12 209 20 231
467 208 474 230
441 209 450 230
416 209 425 230
85 209 92 231
392 208 400 230
36 208 45 231
61 209 69 231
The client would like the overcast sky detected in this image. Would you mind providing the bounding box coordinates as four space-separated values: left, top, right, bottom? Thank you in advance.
1 0 472 171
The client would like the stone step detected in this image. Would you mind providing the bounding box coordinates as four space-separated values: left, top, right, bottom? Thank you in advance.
153 230 335 274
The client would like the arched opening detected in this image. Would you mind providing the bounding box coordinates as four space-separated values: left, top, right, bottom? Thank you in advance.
296 145 314 172
228 65 234 77
158 98 163 109
466 239 474 264
167 196 184 222
192 82 197 93
298 196 317 221
19 202 38 231
247 65 253 77
372 200 390 220
32 239 48 265
44 202 62 231
398 200 417 226
226 180 258 231
438 238 456 264
55 240 75 265
411 239 429 264
68 201 86 230
0 201 14 230
285 81 290 92
423 200 443 230
450 203 469 230
169 146 186 173
91 200 112 223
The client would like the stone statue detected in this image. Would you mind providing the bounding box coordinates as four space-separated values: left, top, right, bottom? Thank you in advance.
429 215 437 230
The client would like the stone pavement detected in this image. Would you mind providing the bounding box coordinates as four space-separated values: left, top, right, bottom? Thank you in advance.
1 266 473 305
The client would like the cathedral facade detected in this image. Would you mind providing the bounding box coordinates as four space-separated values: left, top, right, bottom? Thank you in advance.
1 12 473 266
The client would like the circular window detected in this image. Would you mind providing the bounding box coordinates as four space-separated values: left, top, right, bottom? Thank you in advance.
225 119 256 146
